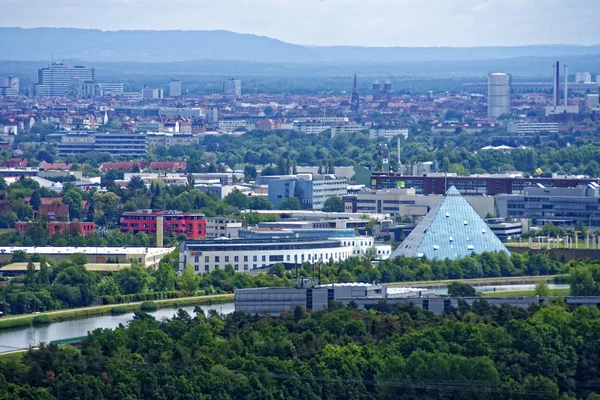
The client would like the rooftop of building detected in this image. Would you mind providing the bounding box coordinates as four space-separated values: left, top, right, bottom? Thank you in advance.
240 209 389 220
182 237 351 247
315 282 383 288
0 246 175 256
122 209 205 216
0 262 132 272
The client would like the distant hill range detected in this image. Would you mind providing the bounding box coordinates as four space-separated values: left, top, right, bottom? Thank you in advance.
1 27 600 63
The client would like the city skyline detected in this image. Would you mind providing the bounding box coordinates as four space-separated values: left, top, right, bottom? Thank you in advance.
1 0 599 47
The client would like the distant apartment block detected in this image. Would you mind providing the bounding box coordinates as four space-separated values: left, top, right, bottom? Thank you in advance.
293 123 333 135
585 94 600 110
141 88 163 99
159 107 202 119
293 117 349 124
204 217 242 238
506 122 559 134
330 125 364 136
576 72 592 83
55 132 148 157
222 78 241 96
369 127 409 139
268 175 348 209
0 76 19 96
80 81 102 97
218 119 250 133
36 62 94 96
99 82 124 95
136 121 163 132
146 133 202 148
167 79 182 97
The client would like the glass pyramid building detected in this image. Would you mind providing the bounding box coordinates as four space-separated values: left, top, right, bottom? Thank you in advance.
391 186 510 260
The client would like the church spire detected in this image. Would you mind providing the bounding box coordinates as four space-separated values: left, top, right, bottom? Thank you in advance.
350 74 360 111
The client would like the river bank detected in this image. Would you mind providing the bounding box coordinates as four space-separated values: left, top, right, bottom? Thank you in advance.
0 303 236 355
388 275 562 288
0 294 234 331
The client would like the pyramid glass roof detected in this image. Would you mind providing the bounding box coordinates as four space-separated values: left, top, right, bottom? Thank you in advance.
391 186 510 260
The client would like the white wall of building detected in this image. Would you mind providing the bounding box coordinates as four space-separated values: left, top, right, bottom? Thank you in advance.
180 237 380 274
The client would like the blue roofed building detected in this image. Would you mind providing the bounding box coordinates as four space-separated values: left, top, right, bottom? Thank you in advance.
390 186 510 260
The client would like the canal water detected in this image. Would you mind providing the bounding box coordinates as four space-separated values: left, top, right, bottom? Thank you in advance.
0 282 571 353
0 303 235 353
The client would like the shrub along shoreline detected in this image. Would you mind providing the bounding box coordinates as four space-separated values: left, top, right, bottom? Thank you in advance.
0 294 233 331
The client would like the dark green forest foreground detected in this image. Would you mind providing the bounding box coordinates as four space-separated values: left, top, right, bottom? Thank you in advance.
2 303 600 400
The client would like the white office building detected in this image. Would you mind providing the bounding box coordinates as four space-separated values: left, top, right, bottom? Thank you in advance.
293 123 332 135
0 76 19 96
146 133 202 148
576 72 592 83
99 82 124 95
268 175 349 209
141 88 164 99
330 125 364 136
369 128 409 139
223 79 242 96
204 217 243 238
179 236 379 274
36 63 94 97
159 107 202 119
218 120 250 133
168 79 182 97
585 94 600 110
56 132 148 157
506 122 559 134
81 81 102 98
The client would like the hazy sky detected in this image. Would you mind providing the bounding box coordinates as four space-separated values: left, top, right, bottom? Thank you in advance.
2 0 599 47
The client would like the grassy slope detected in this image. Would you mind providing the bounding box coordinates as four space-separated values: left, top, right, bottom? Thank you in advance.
0 294 234 330
389 275 562 288
482 288 570 298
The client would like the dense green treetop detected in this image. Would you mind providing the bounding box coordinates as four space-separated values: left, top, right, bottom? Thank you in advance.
2 299 600 399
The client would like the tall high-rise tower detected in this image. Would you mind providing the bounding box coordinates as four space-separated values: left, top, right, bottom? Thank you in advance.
168 78 182 97
487 73 511 120
350 74 360 111
222 78 241 96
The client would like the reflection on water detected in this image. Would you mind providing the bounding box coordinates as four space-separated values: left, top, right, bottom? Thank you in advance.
0 303 234 353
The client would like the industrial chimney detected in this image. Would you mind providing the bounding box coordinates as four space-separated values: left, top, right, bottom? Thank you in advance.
555 61 560 107
564 64 568 106
553 61 560 108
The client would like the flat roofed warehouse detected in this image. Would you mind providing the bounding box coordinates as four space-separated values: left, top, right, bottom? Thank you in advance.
0 262 133 277
0 247 174 268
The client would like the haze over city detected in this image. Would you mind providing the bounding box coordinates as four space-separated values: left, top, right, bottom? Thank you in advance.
2 2 600 399
1 0 600 47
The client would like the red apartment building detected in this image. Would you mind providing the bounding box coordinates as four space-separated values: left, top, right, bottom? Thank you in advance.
15 221 96 236
120 209 206 239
